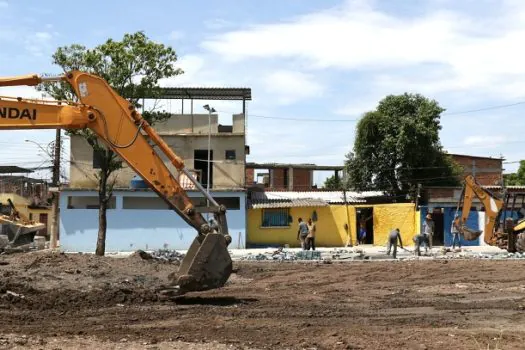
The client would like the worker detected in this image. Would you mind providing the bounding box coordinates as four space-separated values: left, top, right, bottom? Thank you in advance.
451 214 462 249
305 218 316 250
297 217 309 250
386 228 403 259
423 213 434 250
413 233 430 256
358 212 372 245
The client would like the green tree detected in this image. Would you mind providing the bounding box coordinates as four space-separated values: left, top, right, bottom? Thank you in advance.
323 174 346 190
504 160 525 185
345 93 461 198
39 31 183 256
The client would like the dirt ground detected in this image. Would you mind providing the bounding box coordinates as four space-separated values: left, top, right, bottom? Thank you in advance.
0 251 524 349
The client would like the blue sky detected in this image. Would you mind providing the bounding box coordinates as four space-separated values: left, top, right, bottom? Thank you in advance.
1 0 524 185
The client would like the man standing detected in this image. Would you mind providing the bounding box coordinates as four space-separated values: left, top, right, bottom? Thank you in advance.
423 213 434 251
305 218 316 250
297 218 309 250
358 212 372 245
451 214 462 250
386 228 403 259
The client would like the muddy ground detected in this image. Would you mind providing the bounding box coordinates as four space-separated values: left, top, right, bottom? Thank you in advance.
0 251 524 349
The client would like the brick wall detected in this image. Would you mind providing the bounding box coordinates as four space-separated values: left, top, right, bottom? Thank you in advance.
246 167 314 190
270 168 286 189
425 187 455 199
451 154 502 186
246 168 254 186
292 169 312 190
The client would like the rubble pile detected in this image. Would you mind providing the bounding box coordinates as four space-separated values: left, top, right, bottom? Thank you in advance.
424 250 525 260
150 249 185 262
239 249 298 261
133 249 185 262
328 248 366 260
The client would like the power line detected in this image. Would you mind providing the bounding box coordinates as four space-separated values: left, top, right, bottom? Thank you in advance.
442 101 525 116
228 99 525 123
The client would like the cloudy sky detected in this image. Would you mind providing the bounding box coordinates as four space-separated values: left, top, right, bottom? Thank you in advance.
0 0 524 184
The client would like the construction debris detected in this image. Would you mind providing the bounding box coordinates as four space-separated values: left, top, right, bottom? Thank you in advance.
133 249 186 262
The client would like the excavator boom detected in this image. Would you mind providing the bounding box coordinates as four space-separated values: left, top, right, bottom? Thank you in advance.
0 71 232 294
455 175 504 245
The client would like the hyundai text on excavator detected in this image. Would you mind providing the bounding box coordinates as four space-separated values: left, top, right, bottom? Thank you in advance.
454 174 525 252
0 71 233 295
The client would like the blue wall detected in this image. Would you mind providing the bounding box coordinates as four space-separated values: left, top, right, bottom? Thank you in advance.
59 190 246 252
420 206 480 246
442 207 479 247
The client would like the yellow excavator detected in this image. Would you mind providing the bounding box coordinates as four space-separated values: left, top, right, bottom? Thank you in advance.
0 71 232 294
454 174 525 252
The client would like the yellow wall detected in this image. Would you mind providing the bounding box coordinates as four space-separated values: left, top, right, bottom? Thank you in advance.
0 193 51 233
247 203 417 247
369 203 417 247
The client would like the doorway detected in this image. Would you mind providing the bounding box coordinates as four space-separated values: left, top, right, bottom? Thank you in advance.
194 149 213 189
38 213 48 238
430 208 444 246
356 207 374 244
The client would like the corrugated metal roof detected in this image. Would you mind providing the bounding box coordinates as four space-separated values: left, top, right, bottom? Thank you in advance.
484 185 525 190
251 198 329 209
250 191 384 206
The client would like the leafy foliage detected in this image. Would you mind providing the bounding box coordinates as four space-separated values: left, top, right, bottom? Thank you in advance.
323 174 346 190
504 161 525 186
39 31 183 255
345 93 461 198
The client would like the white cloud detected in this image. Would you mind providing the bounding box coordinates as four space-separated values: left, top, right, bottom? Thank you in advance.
0 86 43 99
262 70 324 105
34 32 52 40
160 55 208 87
463 135 508 148
25 31 54 57
200 0 525 100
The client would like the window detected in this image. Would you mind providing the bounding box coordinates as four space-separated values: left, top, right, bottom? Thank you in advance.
215 197 240 210
262 208 290 227
123 197 169 210
67 196 116 209
225 150 236 160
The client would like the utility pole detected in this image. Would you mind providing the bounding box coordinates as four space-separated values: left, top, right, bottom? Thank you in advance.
50 129 61 249
203 104 216 221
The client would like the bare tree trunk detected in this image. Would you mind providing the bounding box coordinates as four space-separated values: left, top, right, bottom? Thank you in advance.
95 170 108 256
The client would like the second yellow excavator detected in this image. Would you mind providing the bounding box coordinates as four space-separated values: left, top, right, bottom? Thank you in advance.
0 71 233 295
455 174 525 252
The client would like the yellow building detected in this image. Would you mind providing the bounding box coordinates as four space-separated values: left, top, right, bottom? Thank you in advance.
247 191 419 248
0 193 50 236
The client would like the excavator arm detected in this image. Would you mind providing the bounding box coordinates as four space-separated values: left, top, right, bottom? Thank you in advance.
0 71 232 294
454 175 504 245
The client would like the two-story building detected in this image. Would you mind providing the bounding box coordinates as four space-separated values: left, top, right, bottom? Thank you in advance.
59 87 250 252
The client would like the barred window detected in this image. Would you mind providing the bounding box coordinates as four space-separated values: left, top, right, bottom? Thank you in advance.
262 208 290 227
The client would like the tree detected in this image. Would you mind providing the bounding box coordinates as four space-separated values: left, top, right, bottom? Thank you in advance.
504 161 525 186
39 32 183 256
345 93 461 198
323 174 346 190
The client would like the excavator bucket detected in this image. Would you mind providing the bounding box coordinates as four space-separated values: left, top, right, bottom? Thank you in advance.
459 225 483 241
170 232 232 294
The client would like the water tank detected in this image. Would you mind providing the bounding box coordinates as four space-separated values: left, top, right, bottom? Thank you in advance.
130 175 148 189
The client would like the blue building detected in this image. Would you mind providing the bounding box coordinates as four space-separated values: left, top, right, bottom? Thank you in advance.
59 188 246 252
